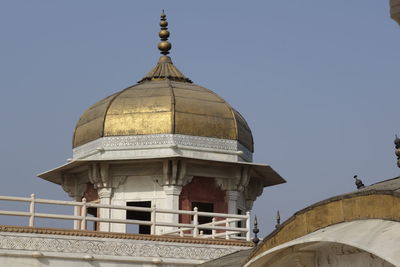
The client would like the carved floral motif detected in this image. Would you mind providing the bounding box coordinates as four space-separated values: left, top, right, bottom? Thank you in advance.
0 233 241 260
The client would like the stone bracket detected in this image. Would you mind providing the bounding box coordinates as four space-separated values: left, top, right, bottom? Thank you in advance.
89 162 110 188
61 174 87 198
216 165 251 192
244 178 264 210
160 159 193 186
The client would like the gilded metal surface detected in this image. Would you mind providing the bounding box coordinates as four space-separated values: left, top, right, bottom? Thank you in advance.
73 93 120 147
73 79 254 152
139 56 192 83
233 109 254 154
251 192 400 259
158 10 171 56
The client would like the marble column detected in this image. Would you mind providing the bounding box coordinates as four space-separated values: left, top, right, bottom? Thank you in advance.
227 190 240 215
227 190 240 235
160 185 182 234
110 199 126 233
73 196 82 230
98 187 113 232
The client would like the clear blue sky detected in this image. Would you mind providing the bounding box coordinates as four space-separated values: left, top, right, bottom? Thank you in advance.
0 1 399 235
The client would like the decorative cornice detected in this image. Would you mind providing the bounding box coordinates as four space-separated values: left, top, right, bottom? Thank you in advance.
73 134 252 162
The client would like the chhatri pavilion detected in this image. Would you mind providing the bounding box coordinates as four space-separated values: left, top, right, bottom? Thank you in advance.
0 11 284 266
1 8 399 267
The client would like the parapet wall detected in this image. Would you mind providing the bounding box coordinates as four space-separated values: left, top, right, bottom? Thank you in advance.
0 225 252 267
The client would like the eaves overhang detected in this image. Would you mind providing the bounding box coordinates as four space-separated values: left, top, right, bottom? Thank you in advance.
38 156 286 188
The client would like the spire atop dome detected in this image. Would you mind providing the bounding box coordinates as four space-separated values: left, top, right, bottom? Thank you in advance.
158 10 171 56
138 11 192 83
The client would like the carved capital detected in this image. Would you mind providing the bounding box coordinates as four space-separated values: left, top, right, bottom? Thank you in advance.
97 187 113 199
226 190 240 201
163 185 182 196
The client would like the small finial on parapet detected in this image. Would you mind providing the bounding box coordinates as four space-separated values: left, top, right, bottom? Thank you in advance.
158 10 171 55
252 215 260 245
275 210 281 229
395 135 400 168
353 175 365 189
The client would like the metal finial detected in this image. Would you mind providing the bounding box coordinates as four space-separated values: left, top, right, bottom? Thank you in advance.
252 215 260 245
275 210 281 229
158 10 171 55
395 135 400 168
353 175 365 189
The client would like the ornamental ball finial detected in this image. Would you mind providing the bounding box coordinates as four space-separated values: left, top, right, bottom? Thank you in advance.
252 215 260 245
158 41 171 53
275 210 281 229
158 10 171 55
159 29 170 39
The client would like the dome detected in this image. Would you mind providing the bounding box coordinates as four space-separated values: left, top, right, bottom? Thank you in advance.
73 56 254 152
73 11 254 154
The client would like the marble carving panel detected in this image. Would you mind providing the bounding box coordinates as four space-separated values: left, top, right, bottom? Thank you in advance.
0 233 241 261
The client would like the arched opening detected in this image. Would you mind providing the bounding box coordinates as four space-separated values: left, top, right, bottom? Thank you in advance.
179 177 227 228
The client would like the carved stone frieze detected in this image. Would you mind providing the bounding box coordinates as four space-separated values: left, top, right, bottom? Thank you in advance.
0 232 243 261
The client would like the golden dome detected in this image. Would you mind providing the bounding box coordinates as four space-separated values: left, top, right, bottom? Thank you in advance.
73 56 253 152
73 11 253 152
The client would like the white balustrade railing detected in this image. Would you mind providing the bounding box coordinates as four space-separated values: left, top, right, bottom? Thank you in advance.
0 194 251 241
